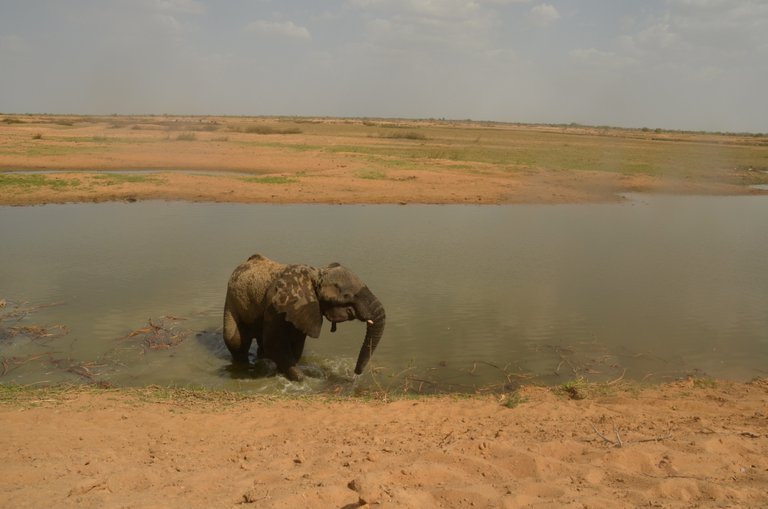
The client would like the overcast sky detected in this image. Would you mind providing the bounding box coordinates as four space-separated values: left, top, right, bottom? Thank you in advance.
1 0 766 132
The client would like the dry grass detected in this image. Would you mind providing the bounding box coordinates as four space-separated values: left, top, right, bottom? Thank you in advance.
1 114 766 185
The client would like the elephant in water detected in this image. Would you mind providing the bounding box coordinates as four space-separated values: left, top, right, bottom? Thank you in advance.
223 254 386 381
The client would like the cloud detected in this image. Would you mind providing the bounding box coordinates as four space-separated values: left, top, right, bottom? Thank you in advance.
529 3 560 27
245 20 312 40
151 0 205 15
624 1 768 58
348 0 480 19
0 34 27 55
347 0 502 53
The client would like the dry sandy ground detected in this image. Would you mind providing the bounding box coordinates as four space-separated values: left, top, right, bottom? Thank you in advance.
1 379 767 509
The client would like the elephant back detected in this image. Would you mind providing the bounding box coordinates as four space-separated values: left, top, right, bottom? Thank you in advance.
225 254 286 325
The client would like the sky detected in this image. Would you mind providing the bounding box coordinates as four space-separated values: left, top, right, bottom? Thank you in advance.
0 0 766 133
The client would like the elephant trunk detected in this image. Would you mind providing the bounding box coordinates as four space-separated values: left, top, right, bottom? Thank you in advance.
353 288 386 375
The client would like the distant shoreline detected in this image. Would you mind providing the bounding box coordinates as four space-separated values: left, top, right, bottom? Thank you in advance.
2 115 766 206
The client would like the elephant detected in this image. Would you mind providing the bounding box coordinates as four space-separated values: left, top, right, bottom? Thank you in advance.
223 254 386 382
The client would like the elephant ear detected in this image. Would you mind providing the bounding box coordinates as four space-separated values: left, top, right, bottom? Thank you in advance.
267 265 323 338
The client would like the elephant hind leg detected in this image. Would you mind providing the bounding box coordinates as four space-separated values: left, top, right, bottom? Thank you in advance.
223 309 254 364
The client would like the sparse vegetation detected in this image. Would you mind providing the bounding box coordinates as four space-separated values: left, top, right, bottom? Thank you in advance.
240 175 298 184
356 169 388 180
557 377 588 400
90 173 162 185
240 125 302 135
692 377 717 389
502 390 528 408
1 114 767 201
380 131 428 141
0 173 81 190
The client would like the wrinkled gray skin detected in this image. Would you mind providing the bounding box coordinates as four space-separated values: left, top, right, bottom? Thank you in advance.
223 254 386 381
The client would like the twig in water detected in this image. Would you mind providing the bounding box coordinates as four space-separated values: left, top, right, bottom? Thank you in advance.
607 368 627 385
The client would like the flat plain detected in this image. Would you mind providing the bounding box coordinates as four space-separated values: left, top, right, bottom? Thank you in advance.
1 114 767 205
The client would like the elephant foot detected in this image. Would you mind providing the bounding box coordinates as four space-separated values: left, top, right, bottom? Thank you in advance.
284 366 304 382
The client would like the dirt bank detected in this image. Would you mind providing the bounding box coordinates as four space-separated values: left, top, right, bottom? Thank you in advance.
1 381 767 509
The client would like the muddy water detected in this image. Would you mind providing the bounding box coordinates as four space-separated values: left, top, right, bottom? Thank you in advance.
1 196 767 393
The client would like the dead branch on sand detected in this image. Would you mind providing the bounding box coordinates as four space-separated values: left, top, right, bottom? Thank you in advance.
589 421 672 448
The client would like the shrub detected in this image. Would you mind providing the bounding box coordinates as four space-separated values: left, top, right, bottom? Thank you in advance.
241 125 301 135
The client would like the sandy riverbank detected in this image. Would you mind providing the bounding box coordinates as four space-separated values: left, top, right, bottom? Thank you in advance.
1 380 767 509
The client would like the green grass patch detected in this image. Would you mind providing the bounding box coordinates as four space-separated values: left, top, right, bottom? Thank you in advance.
356 169 388 180
90 173 163 185
0 173 81 190
234 141 316 153
24 144 98 157
502 390 528 408
692 377 718 389
556 376 589 400
240 175 298 184
380 131 428 141
0 383 270 410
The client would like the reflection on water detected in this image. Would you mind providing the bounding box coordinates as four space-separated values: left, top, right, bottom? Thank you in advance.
1 195 767 393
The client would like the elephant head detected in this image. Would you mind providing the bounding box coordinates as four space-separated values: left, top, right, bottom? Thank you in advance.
316 263 387 375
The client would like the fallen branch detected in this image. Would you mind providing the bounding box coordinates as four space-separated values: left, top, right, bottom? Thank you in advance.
589 421 672 447
591 422 621 447
607 367 627 385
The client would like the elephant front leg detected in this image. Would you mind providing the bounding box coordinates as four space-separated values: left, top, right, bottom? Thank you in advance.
262 320 307 382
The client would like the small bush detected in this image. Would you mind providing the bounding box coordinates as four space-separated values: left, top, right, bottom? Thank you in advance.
241 125 301 135
557 376 588 400
381 131 427 141
32 132 43 140
502 390 528 408
176 132 197 141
